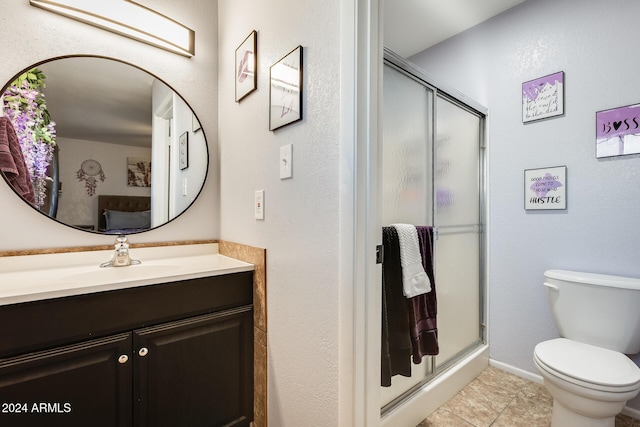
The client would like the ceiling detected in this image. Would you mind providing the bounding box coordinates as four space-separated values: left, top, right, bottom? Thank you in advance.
383 0 526 58
40 57 155 148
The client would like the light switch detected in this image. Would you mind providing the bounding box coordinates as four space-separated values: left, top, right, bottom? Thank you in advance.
254 190 264 220
280 144 293 179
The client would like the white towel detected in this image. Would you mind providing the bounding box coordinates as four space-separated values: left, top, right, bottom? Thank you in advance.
392 224 432 297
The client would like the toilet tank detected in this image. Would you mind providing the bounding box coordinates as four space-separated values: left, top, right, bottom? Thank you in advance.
544 269 640 354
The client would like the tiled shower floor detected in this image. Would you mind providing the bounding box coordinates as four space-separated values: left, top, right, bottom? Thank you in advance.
416 366 640 427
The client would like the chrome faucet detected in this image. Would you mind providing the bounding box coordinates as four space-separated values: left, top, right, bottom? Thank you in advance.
100 235 141 268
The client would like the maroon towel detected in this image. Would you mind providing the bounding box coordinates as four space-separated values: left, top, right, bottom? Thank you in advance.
0 117 35 205
408 226 438 363
381 225 439 386
381 226 413 386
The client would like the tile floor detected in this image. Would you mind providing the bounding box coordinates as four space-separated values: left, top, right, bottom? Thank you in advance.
416 366 640 427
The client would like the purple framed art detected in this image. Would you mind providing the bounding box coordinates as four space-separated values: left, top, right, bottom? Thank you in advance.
596 103 640 158
522 71 564 123
524 166 567 210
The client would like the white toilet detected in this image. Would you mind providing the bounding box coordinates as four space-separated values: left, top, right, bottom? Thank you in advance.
534 269 640 427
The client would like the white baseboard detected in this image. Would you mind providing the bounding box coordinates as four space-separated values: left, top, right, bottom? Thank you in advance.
622 406 640 420
489 359 640 419
489 359 543 384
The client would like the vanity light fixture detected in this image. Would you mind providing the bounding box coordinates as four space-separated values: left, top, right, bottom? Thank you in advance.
29 0 195 57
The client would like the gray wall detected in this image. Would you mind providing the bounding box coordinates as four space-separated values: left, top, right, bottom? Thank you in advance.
218 1 343 425
412 0 640 410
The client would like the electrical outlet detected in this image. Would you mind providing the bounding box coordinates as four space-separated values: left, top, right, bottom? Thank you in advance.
254 190 264 220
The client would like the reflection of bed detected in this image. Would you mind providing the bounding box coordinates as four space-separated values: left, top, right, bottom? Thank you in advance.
98 195 151 234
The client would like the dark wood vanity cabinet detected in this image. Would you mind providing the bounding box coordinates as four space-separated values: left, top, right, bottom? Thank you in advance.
0 333 132 427
0 272 254 427
135 307 253 427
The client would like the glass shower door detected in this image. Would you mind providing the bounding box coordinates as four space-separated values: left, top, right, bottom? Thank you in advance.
380 54 485 412
380 65 432 227
379 63 434 407
433 95 483 367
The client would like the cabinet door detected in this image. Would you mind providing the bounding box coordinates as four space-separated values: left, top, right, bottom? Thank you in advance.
134 306 253 427
0 333 132 427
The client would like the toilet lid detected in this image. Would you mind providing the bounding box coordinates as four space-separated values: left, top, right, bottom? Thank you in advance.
535 338 640 389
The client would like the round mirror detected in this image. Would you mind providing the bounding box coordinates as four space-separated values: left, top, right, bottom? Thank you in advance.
0 55 208 234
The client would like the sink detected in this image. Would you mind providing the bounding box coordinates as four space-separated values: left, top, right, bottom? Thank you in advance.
61 263 181 284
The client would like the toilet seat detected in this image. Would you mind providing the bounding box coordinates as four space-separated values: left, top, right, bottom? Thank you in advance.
534 338 640 393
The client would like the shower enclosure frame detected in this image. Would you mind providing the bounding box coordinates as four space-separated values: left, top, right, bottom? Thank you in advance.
380 48 488 418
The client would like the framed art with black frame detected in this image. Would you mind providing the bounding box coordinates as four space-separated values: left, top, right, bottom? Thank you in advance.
235 30 257 102
269 45 303 131
179 131 189 170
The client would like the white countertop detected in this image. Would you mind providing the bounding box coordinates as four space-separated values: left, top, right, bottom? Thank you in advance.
0 243 254 306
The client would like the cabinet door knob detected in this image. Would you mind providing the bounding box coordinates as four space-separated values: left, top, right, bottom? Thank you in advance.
138 347 149 357
118 354 129 364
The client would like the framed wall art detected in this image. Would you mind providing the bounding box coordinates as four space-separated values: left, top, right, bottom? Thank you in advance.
522 71 564 123
192 113 201 132
269 45 303 131
235 30 257 102
596 102 640 158
127 157 151 187
179 131 189 170
524 166 567 210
